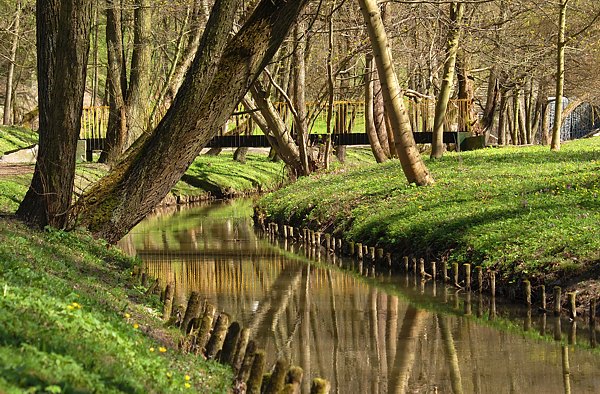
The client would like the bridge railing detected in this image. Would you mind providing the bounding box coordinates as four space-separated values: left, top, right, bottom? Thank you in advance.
79 99 474 144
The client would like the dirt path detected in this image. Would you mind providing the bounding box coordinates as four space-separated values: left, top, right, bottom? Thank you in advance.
0 163 35 177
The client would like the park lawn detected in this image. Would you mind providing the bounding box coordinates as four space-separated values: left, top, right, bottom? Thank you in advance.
0 218 232 393
257 137 600 288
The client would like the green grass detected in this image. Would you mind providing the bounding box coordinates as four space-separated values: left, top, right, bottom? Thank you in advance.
172 151 287 199
257 138 600 285
0 126 38 155
0 219 232 393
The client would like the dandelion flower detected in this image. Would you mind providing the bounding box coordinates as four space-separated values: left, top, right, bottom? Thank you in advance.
124 313 131 319
149 347 155 352
166 372 172 379
159 347 167 353
184 383 191 389
185 375 191 381
133 323 139 329
67 305 74 310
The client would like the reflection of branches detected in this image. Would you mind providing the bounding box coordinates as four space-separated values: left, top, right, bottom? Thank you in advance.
327 270 340 392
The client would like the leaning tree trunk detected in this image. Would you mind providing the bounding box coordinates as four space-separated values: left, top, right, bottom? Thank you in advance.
551 0 569 151
74 0 309 242
292 20 311 176
16 0 92 228
431 2 464 159
358 0 432 185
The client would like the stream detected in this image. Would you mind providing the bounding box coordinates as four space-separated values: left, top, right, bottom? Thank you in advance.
119 199 600 394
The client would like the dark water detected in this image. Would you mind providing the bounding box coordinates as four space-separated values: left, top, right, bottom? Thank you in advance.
120 199 600 394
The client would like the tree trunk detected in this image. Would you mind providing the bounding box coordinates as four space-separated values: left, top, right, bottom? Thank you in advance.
100 0 153 162
292 20 311 176
511 88 520 145
3 1 21 125
551 0 569 151
125 0 153 148
358 0 432 186
99 0 128 164
245 84 305 174
17 0 92 228
324 4 335 170
497 88 509 145
481 66 499 137
75 0 309 242
431 2 464 159
365 53 387 163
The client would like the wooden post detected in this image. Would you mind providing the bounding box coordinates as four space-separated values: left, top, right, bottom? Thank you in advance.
289 226 295 239
316 232 321 246
412 257 417 274
554 286 562 316
523 280 531 307
403 256 409 272
196 303 217 353
356 243 363 260
476 266 483 293
246 350 266 394
219 321 241 365
325 234 331 250
282 366 303 394
590 298 597 326
541 285 547 312
431 261 437 280
369 246 375 262
205 313 230 359
181 291 203 334
553 316 562 341
567 292 576 319
349 241 355 255
141 272 148 287
162 283 174 321
283 225 288 238
464 264 471 290
377 248 384 262
385 252 392 268
336 238 342 252
232 328 251 372
490 271 496 297
452 262 459 287
236 339 256 383
310 378 331 394
264 358 289 394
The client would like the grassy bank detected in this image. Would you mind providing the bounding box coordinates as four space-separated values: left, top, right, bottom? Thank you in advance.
0 218 232 392
257 138 600 298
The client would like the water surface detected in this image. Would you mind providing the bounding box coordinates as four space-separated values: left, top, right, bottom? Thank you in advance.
120 200 600 393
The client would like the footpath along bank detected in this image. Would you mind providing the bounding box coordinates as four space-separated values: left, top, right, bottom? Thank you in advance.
255 137 600 315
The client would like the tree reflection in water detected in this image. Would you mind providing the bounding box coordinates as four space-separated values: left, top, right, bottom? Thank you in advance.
120 201 600 393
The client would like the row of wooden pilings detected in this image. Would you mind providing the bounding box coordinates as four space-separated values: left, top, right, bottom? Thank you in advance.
261 220 597 327
133 268 330 394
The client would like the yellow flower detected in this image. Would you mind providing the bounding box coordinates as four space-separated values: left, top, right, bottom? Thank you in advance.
71 302 82 309
159 347 167 353
184 383 191 389
184 375 191 381
124 313 131 319
166 372 172 379
67 305 74 310
133 323 139 329
149 347 155 352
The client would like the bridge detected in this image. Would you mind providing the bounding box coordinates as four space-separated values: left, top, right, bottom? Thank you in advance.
79 100 474 161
